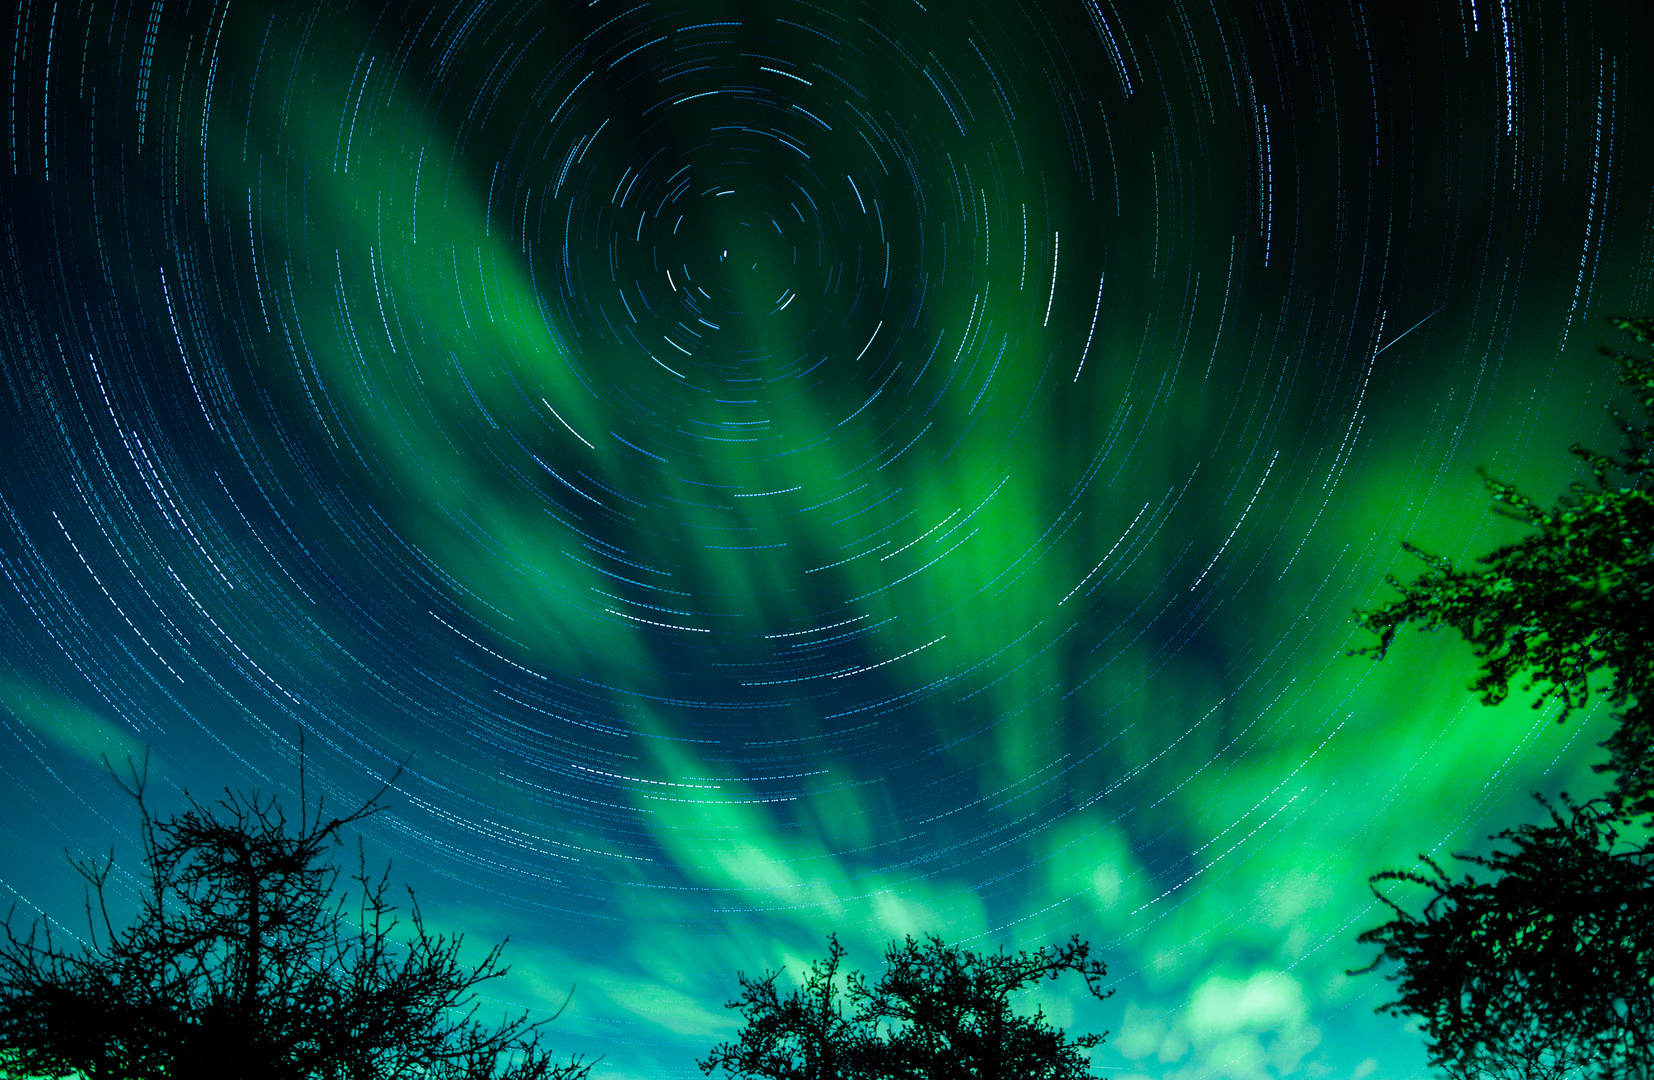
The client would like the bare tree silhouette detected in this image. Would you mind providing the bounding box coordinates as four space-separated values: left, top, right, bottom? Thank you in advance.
0 752 592 1080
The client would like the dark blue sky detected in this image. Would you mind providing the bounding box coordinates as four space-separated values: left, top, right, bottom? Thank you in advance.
0 1 1648 1076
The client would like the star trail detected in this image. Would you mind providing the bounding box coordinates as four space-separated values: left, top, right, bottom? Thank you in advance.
0 1 1649 1077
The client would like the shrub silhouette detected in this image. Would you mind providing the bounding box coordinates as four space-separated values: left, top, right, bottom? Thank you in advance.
0 754 591 1080
700 932 1113 1080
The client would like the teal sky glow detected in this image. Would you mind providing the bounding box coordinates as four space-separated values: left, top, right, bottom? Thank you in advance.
1 1 1650 1077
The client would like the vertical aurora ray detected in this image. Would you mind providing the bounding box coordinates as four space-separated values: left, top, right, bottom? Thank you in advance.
0 0 1649 1077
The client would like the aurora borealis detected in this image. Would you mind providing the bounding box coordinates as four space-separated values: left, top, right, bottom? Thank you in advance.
1 0 1650 1075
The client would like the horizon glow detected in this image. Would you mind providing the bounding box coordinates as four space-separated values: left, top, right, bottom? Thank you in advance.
0 1 1648 1078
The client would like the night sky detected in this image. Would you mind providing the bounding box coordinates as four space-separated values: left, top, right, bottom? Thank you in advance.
1 0 1650 1077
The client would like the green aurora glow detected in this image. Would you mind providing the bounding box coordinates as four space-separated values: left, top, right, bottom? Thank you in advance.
0 1 1650 1077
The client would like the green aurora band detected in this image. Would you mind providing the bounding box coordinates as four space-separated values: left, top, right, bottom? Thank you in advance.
0 0 1650 1077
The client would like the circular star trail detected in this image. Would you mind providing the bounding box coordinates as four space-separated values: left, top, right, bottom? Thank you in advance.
1 1 1649 1077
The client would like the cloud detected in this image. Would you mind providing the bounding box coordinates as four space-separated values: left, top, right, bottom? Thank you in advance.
1187 972 1308 1037
601 978 731 1037
0 677 143 766
1115 971 1324 1080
